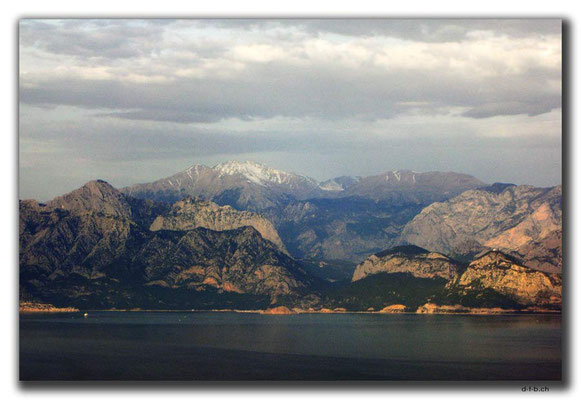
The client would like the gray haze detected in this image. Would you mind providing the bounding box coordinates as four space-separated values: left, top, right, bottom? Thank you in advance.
19 19 562 201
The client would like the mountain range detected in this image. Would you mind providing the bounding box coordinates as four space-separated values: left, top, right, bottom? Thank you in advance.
122 161 486 261
20 161 562 312
398 183 563 272
122 161 485 209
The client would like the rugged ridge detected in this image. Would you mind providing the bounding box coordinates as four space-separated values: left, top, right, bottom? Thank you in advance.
398 184 562 272
121 162 487 262
450 250 562 307
48 180 133 218
149 197 287 253
20 181 313 309
322 245 562 312
352 245 460 282
20 169 562 313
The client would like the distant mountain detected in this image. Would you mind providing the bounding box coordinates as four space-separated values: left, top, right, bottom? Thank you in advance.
319 176 361 192
20 181 315 310
48 179 133 217
122 161 485 210
397 184 562 272
120 161 490 262
264 197 424 262
342 170 485 204
122 161 322 211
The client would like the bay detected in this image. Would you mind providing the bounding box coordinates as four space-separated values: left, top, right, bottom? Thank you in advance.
19 312 561 381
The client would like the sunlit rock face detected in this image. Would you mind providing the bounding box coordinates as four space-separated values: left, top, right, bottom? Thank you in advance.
121 162 487 263
19 180 313 309
398 184 562 272
452 251 562 307
149 197 287 254
352 245 460 282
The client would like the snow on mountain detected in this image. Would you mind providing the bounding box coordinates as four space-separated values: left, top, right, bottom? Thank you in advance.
319 176 362 192
319 180 344 191
212 161 318 188
122 161 485 210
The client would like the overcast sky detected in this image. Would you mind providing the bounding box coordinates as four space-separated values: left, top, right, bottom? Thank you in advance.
19 19 562 200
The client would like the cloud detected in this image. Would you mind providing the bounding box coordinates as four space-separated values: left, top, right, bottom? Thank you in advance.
18 19 563 199
20 20 561 123
19 104 562 201
19 20 169 59
193 19 561 42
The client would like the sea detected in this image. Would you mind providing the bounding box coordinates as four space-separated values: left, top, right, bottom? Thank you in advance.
19 311 562 381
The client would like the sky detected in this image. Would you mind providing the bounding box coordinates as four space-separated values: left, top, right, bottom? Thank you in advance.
19 19 562 200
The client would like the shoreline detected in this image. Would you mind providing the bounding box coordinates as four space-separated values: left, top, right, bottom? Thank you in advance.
18 307 561 316
19 302 79 313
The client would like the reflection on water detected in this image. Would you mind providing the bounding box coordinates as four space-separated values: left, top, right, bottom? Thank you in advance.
20 312 561 380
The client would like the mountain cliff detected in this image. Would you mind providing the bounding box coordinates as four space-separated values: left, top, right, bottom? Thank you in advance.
320 245 561 312
121 162 487 262
20 181 313 309
352 245 460 282
20 169 562 313
149 197 287 253
398 184 562 272
449 250 561 307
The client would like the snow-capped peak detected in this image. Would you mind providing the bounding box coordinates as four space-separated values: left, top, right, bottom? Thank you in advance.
212 161 315 187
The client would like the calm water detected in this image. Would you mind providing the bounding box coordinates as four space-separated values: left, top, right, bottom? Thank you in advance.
19 312 561 381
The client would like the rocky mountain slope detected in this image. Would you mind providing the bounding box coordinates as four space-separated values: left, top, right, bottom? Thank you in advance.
20 171 563 312
449 250 562 307
321 245 561 312
398 184 562 272
131 226 308 298
20 181 313 309
150 197 287 253
264 197 424 261
121 162 488 262
352 245 460 282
